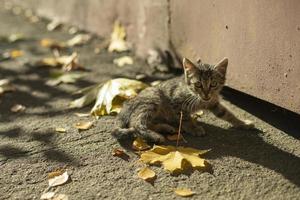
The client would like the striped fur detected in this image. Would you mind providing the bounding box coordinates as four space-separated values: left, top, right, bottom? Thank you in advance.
112 58 254 143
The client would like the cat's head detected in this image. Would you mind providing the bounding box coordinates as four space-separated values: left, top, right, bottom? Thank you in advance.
183 57 228 101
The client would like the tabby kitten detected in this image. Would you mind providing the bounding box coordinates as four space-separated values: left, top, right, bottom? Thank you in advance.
113 57 254 143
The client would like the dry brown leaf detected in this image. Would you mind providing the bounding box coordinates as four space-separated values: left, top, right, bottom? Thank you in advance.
40 192 56 200
52 194 68 200
0 33 25 43
112 148 125 156
132 138 151 151
40 38 66 50
66 34 91 47
140 145 210 173
10 50 24 58
0 79 16 95
47 19 61 31
1 50 24 60
55 128 66 133
74 113 90 117
68 27 78 35
29 15 40 23
138 167 156 182
112 148 130 160
48 169 65 179
10 104 26 112
113 56 133 67
90 78 148 116
74 121 93 130
108 21 130 52
35 52 84 71
174 188 195 197
48 171 69 187
46 71 85 86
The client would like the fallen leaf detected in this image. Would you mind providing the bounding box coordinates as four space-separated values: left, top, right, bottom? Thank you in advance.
74 121 93 130
29 15 40 23
138 167 156 182
52 194 68 200
24 9 33 18
174 188 195 197
47 19 61 31
10 50 24 58
55 128 66 133
91 78 148 116
132 138 151 151
70 79 147 117
40 192 56 200
68 27 78 35
112 148 130 161
74 113 90 117
12 6 22 15
1 50 24 61
48 171 69 187
70 84 101 108
46 71 85 86
0 33 25 43
108 21 130 52
48 169 65 179
140 145 210 173
10 104 26 112
66 34 91 47
35 52 84 71
0 79 16 95
112 148 126 157
40 38 66 50
167 134 182 141
113 56 133 67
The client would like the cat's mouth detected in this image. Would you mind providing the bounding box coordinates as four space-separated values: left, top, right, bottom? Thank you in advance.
201 97 211 101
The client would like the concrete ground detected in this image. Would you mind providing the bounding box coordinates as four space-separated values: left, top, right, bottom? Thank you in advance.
0 6 299 200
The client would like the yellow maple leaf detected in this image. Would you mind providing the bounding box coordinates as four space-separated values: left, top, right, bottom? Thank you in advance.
108 21 130 52
140 145 210 173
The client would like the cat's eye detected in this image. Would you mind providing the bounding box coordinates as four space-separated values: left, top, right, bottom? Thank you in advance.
210 81 218 87
194 82 202 88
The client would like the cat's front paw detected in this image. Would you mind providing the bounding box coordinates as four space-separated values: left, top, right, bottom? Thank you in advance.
191 125 206 137
234 120 255 130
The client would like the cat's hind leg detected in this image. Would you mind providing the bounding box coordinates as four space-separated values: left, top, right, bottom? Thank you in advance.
150 123 177 135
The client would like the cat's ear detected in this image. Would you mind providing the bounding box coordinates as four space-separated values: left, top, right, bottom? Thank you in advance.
183 58 197 84
183 58 197 73
214 57 228 76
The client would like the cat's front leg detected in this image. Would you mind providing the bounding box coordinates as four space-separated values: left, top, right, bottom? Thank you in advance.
182 115 206 137
209 102 254 129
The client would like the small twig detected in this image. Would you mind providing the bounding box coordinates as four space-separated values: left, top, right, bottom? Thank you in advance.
176 111 183 148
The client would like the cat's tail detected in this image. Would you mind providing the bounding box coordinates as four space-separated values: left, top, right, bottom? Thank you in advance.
112 126 165 144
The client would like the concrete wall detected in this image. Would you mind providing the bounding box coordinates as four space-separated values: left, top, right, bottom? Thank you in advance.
170 0 300 114
5 0 300 114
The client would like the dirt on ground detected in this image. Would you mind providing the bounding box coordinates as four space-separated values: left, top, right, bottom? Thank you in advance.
0 7 299 200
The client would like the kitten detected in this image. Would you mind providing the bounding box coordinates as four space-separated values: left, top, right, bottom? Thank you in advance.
113 57 254 143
